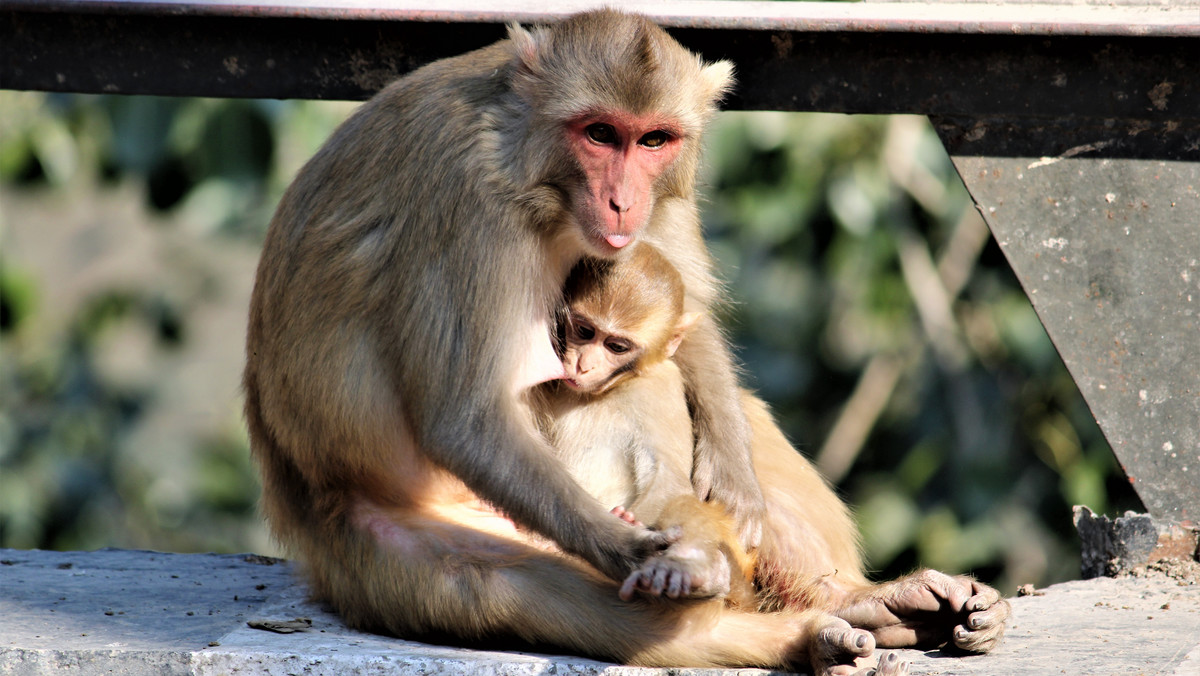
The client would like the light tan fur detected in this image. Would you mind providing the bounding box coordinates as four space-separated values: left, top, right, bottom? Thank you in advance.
531 245 755 606
533 242 1008 673
240 9 858 673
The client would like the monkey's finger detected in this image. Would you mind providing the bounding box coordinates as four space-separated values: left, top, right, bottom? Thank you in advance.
910 571 971 613
618 571 645 601
874 651 910 676
609 506 644 527
953 622 1005 653
662 525 683 544
966 582 1003 612
649 564 670 595
941 574 977 612
637 528 676 556
817 623 875 659
692 462 715 501
965 599 1009 631
964 602 1003 629
740 515 764 551
665 570 689 599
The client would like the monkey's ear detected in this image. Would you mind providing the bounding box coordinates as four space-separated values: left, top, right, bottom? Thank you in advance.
507 22 545 76
700 60 735 105
666 312 703 358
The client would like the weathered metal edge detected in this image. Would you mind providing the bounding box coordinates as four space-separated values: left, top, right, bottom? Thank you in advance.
6 9 1200 124
3 0 1200 37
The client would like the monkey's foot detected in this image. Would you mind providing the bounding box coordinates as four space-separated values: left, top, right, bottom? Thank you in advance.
811 619 909 676
617 530 732 601
837 569 1010 654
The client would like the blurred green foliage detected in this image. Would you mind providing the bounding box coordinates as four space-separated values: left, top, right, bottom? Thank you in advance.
0 91 1138 591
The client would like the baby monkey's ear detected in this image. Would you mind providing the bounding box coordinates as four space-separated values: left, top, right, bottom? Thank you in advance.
666 312 703 358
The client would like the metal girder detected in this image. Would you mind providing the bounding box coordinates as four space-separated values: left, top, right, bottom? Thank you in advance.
3 0 1199 114
2 0 1198 520
937 118 1199 522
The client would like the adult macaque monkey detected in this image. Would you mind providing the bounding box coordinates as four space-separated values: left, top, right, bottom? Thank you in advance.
535 243 1009 660
244 9 899 676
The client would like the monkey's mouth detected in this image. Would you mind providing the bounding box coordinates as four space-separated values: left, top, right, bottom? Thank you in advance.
586 229 635 256
604 233 632 249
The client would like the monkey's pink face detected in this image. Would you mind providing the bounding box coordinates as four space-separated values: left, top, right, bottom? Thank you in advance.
567 112 683 255
560 315 640 395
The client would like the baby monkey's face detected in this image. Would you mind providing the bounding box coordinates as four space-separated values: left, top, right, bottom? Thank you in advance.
559 313 643 395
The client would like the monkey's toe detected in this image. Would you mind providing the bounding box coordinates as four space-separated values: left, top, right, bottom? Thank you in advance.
824 650 908 676
953 596 1009 653
873 651 910 676
813 618 875 673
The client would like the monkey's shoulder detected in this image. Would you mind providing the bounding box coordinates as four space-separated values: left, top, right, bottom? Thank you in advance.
370 41 516 118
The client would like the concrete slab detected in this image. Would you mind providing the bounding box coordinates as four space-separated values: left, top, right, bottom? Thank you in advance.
1 548 1197 676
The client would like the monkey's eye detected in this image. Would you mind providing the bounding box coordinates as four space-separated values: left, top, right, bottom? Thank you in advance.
605 339 631 355
585 123 618 145
638 130 671 149
572 321 596 340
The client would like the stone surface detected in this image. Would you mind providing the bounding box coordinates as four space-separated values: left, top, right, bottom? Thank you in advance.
2 548 1198 675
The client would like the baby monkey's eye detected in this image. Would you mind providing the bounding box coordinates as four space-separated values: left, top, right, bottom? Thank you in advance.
605 339 631 355
572 321 596 340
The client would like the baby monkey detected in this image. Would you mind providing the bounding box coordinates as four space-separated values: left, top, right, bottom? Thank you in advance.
531 244 756 607
533 242 1007 673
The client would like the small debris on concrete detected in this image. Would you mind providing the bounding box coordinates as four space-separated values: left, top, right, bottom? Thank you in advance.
243 554 285 566
248 617 313 634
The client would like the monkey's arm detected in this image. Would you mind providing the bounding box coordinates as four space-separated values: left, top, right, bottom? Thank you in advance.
673 316 765 549
421 376 675 583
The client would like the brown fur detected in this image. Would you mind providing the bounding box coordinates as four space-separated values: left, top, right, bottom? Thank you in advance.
534 241 1008 670
533 244 755 607
240 9 836 672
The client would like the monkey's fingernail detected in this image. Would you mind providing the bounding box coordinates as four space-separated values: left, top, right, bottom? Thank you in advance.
885 653 897 663
856 634 868 649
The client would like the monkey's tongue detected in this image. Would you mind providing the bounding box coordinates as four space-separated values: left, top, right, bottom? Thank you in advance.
605 233 632 249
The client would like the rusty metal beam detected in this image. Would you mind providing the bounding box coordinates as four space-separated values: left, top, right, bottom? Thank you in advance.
2 1 1198 120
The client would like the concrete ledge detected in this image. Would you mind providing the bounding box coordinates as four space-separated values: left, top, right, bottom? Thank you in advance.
1 548 1198 675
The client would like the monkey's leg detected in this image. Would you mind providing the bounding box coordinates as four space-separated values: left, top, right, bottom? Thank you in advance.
619 497 755 607
305 511 877 673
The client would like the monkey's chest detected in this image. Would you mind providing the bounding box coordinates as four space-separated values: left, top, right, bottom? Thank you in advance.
546 407 642 510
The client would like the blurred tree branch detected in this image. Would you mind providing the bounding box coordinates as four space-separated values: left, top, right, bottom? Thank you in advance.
816 117 992 482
